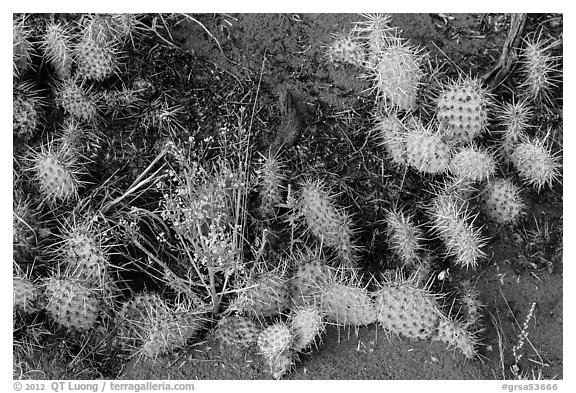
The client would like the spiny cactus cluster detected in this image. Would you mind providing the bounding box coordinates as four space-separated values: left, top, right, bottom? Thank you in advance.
13 13 561 380
114 294 203 359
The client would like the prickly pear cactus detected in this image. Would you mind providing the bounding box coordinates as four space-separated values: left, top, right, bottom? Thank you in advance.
519 35 560 108
374 113 409 167
368 39 424 111
13 17 33 77
449 146 497 182
74 37 118 81
81 13 136 44
437 77 490 146
374 275 442 340
44 276 100 332
32 141 83 203
13 195 37 265
511 137 560 191
234 272 291 318
429 192 487 269
257 322 293 359
456 280 483 326
56 79 99 122
496 99 532 142
139 304 201 359
432 317 478 359
266 349 296 380
256 154 285 220
216 314 260 348
114 293 201 359
289 253 329 307
13 276 42 314
13 83 42 141
61 220 110 289
326 34 366 68
320 273 377 326
289 306 325 351
405 124 452 174
40 21 74 78
384 206 424 267
479 178 525 225
298 178 358 266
